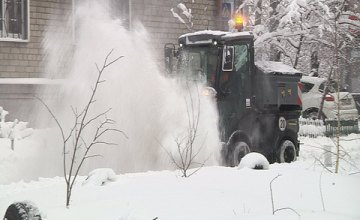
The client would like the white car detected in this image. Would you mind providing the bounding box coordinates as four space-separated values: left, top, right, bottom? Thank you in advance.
300 76 358 120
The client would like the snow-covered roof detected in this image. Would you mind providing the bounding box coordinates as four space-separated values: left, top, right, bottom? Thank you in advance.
221 31 253 39
255 61 301 75
179 30 253 45
180 30 227 38
0 78 65 85
180 30 252 38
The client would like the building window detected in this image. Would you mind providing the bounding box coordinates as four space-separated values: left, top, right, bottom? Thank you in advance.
0 0 28 41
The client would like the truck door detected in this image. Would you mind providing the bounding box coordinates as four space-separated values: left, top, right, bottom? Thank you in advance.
218 43 251 140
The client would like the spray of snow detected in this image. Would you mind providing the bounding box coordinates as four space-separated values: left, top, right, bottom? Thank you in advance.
0 1 221 184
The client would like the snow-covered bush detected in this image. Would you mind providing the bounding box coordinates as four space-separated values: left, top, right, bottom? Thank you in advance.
299 117 325 138
0 106 8 122
82 168 117 186
0 107 34 141
238 152 269 170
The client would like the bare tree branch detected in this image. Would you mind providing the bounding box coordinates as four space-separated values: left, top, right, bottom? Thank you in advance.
40 50 126 207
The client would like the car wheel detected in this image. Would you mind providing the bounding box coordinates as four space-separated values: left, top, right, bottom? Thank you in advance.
3 202 42 220
303 110 325 120
229 141 250 167
278 140 297 163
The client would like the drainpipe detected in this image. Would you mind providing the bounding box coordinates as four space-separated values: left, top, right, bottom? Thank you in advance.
72 0 75 43
129 0 132 30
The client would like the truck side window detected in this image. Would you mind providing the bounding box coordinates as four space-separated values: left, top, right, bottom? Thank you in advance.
222 46 234 71
234 44 250 95
234 45 248 72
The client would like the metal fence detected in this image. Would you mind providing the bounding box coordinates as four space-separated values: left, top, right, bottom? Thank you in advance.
324 119 359 137
299 117 359 138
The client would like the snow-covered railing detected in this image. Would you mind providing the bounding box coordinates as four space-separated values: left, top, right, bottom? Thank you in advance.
299 117 325 138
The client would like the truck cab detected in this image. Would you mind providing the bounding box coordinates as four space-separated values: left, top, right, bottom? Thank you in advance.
165 30 302 166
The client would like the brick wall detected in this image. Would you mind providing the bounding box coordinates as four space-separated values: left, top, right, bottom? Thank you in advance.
0 0 71 124
131 0 226 60
0 0 71 78
0 0 225 123
0 0 225 78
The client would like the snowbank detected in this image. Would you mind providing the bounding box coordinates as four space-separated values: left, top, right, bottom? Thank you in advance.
238 152 270 170
82 168 117 186
0 166 359 220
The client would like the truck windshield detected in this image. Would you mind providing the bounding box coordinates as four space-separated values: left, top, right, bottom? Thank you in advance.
178 46 219 86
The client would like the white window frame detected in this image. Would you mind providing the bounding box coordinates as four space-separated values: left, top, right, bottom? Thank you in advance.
0 0 30 42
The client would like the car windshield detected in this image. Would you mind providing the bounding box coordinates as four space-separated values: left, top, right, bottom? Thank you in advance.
178 46 219 86
319 80 338 93
301 82 314 93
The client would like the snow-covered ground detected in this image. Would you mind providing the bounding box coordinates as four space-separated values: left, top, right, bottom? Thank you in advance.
1 132 359 220
1 2 359 219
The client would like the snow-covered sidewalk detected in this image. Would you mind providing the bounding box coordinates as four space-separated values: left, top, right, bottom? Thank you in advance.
0 133 359 220
0 165 359 220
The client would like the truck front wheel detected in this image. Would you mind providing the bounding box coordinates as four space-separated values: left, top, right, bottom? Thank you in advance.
229 141 250 167
278 140 297 163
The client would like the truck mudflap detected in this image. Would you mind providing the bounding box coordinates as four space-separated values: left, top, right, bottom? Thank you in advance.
296 140 300 156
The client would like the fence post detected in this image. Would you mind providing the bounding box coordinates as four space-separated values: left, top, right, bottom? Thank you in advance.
10 138 14 150
324 144 332 167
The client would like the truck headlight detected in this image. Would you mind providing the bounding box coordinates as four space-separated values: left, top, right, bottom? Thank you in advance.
202 87 217 97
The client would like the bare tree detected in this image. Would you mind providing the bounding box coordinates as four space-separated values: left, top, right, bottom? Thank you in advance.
302 143 359 174
38 50 126 207
162 84 209 177
315 0 349 173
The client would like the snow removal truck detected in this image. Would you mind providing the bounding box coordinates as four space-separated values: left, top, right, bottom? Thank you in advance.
164 28 302 166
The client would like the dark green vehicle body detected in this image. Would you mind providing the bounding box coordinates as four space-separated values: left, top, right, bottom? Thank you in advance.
165 31 302 165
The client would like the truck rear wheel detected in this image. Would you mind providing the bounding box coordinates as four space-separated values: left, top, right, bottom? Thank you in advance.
278 140 296 163
230 141 250 167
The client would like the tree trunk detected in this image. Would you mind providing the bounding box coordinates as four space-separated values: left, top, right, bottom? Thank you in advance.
333 13 341 174
293 35 304 68
66 184 71 208
269 0 281 61
310 49 320 77
318 68 333 119
255 0 262 25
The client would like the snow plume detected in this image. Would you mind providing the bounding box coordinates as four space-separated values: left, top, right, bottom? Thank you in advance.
16 1 221 182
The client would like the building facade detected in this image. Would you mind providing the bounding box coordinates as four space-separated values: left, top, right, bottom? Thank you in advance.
0 0 231 79
0 0 231 122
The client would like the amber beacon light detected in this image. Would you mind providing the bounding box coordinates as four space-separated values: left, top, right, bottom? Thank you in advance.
234 14 244 31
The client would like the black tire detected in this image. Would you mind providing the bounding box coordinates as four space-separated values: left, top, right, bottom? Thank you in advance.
303 109 325 120
278 140 297 163
3 202 41 220
229 141 250 167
